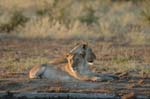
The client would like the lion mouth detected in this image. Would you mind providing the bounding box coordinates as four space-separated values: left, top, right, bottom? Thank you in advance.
88 60 94 65
88 62 94 65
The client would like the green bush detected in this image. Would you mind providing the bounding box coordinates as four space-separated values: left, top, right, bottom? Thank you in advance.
78 7 98 25
0 10 28 32
141 0 150 24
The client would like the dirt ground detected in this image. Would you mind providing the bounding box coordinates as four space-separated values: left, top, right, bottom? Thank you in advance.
0 36 150 98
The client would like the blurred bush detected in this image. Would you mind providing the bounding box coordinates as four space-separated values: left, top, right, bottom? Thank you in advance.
141 0 150 24
0 0 149 45
0 10 28 32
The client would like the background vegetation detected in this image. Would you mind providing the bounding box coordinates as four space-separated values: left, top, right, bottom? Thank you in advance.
0 0 150 45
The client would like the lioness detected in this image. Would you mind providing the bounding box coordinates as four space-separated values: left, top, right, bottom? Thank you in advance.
48 42 96 65
29 42 118 81
29 52 97 81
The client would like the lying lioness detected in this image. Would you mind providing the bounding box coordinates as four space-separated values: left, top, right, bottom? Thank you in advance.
29 42 118 81
29 52 97 81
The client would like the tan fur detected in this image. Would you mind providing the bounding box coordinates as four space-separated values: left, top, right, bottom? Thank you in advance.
29 53 97 81
48 43 96 65
48 56 67 65
29 65 46 79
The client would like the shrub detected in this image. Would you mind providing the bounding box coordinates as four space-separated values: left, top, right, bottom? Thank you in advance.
0 10 28 32
78 7 98 25
141 0 150 25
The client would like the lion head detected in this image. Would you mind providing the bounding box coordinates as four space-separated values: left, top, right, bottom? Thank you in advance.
69 42 96 65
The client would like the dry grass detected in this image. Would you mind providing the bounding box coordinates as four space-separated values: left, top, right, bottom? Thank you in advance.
0 0 149 45
92 43 150 78
0 38 149 78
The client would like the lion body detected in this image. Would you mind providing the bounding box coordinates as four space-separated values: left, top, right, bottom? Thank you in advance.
29 53 96 81
29 64 75 81
29 43 118 81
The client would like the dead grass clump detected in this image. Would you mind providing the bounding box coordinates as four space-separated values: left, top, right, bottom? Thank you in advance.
126 32 147 45
17 16 51 38
0 0 150 44
141 0 150 25
0 10 28 33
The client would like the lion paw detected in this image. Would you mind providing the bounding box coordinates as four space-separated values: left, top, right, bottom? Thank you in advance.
90 77 98 82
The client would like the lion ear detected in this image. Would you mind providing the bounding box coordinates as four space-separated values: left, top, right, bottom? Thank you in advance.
65 53 70 58
82 44 87 49
66 53 73 58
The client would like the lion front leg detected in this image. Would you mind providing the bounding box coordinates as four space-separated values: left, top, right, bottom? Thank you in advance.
94 74 119 81
84 71 119 81
101 74 119 80
75 73 98 82
77 75 114 82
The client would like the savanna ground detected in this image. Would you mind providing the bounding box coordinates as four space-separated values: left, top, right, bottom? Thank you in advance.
0 0 150 98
